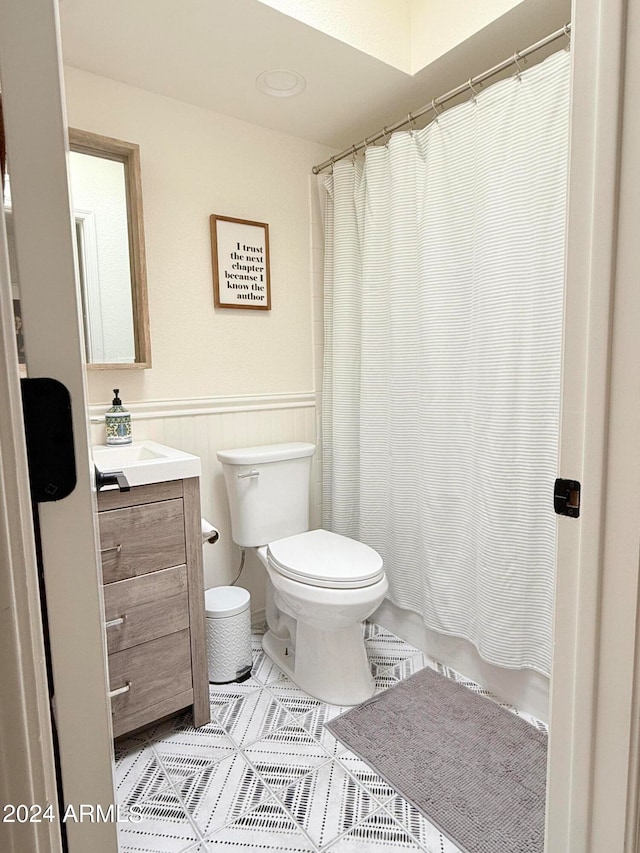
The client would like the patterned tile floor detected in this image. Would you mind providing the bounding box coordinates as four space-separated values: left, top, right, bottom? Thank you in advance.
115 623 547 852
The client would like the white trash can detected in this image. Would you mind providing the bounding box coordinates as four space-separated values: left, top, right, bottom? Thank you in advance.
204 586 252 683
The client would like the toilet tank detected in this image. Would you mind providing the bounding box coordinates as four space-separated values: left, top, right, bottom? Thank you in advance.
217 442 315 547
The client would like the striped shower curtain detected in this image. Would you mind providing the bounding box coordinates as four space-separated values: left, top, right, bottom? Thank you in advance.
322 49 571 676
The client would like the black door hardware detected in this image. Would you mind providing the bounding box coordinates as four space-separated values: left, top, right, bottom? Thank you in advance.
20 378 77 502
554 478 581 518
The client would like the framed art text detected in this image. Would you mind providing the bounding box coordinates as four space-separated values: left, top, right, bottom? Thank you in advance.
210 214 271 310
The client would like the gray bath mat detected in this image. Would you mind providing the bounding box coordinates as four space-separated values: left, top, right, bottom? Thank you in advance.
327 665 547 853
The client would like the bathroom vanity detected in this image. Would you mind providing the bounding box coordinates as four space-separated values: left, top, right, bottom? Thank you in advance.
97 476 209 737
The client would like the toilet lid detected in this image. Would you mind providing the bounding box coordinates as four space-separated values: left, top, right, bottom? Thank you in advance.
204 586 250 618
267 529 384 589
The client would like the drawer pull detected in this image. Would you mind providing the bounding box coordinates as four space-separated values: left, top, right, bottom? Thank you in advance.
237 469 260 480
100 543 122 556
105 615 126 630
109 681 131 699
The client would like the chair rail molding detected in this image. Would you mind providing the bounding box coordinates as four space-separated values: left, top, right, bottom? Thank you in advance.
89 391 316 422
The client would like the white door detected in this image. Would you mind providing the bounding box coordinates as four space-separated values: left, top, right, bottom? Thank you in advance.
545 0 640 849
0 151 63 853
0 1 117 852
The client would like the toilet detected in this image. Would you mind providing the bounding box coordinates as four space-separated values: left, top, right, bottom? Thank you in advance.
217 442 388 705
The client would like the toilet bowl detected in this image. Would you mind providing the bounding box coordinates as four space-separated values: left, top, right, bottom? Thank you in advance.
217 443 387 705
257 529 387 705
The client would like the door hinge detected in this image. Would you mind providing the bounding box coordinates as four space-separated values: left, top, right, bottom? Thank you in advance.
554 478 581 518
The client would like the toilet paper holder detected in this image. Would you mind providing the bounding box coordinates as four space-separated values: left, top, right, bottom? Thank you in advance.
201 518 220 545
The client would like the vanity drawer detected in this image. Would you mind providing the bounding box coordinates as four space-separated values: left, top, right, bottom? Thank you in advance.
108 629 193 726
99 498 186 583
103 565 189 654
97 480 183 511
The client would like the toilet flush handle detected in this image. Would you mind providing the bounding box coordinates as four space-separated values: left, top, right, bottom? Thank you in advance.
237 469 260 479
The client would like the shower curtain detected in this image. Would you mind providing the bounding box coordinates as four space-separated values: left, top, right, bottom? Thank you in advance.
322 49 571 676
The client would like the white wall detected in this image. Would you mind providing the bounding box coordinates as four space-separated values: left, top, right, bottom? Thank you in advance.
64 67 335 405
257 0 528 75
65 67 334 613
410 0 528 72
257 0 413 72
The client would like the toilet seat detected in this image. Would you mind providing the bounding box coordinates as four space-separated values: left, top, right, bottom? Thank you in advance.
267 529 384 589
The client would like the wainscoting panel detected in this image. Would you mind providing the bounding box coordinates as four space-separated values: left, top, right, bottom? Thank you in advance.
90 393 317 614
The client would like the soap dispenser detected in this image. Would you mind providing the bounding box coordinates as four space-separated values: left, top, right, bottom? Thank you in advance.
105 389 132 446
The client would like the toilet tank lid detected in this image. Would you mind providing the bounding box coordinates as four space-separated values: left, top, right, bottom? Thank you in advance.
217 442 315 465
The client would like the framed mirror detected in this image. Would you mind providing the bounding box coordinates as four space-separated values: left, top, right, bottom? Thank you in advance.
68 128 151 368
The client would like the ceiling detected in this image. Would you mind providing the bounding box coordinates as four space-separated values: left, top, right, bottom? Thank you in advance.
58 0 570 153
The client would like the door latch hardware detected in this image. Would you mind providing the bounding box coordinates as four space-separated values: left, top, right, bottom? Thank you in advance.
554 478 581 518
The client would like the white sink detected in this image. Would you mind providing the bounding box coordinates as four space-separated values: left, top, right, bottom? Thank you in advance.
92 440 201 488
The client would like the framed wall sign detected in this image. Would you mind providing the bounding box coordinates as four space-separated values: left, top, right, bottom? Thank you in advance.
210 214 271 310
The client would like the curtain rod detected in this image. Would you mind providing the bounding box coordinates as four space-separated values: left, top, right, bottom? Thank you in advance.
312 22 571 175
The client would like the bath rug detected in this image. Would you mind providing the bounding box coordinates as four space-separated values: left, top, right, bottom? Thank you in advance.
327 665 547 853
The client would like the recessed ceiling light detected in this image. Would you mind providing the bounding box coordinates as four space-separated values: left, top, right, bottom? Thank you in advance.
256 69 306 98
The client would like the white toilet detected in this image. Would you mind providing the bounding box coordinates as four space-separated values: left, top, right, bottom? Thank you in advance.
217 442 388 705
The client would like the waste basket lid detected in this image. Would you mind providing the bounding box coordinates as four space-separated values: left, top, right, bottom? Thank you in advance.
204 585 250 618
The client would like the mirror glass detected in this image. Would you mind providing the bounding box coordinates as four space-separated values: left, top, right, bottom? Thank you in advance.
68 129 151 368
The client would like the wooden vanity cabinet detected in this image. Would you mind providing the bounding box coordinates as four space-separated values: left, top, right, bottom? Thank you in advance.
97 478 210 737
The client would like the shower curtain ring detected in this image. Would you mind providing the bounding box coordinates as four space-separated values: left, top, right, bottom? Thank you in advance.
329 155 335 175
563 23 571 49
513 51 526 78
382 126 391 146
468 78 481 100
407 112 416 135
431 99 441 122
